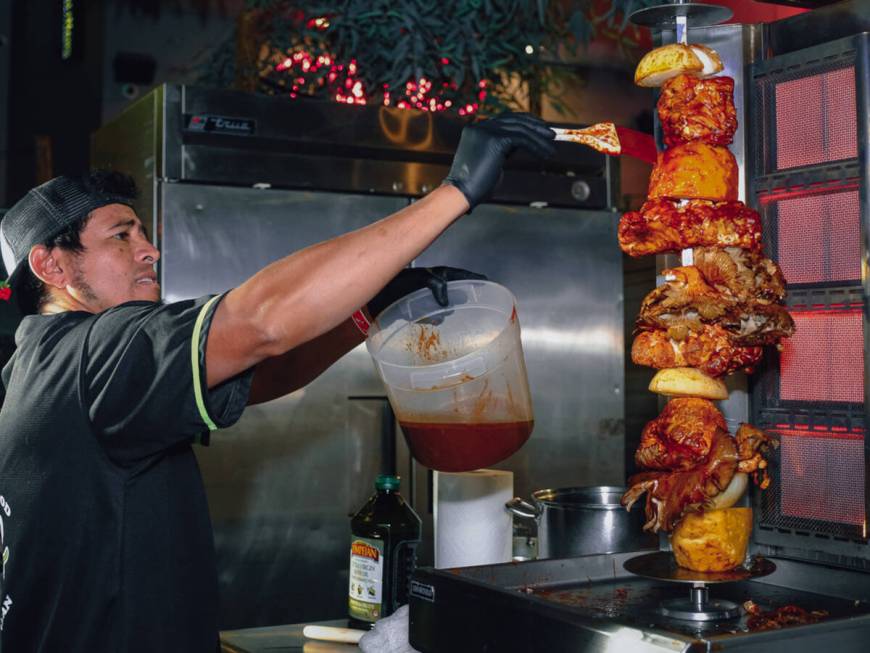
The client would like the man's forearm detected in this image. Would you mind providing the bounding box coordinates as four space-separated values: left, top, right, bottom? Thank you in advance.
241 184 467 348
206 185 468 387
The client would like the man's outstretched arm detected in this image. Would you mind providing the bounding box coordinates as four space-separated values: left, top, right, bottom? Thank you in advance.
205 185 468 389
204 113 555 389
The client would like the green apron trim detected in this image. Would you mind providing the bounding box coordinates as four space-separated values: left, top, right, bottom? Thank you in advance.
192 295 221 431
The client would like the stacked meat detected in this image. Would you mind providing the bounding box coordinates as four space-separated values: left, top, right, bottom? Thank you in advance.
618 42 794 572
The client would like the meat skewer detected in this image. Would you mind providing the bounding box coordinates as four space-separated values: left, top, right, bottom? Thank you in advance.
619 37 790 572
631 325 763 378
622 400 776 533
635 266 795 346
619 198 763 257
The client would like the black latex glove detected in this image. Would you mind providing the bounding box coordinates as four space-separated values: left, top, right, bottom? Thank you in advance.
444 112 556 210
367 266 488 320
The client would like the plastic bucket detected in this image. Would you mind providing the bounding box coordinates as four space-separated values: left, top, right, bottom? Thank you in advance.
366 280 534 472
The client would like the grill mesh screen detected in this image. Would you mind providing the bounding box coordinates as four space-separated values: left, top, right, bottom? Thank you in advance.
774 66 857 169
774 189 862 284
761 428 866 535
752 35 868 551
780 310 864 403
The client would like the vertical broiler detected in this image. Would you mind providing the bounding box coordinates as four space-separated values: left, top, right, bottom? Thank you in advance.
409 3 870 650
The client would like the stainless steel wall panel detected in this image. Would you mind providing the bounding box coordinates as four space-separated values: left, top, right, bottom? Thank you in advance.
158 184 401 301
159 183 405 628
414 205 626 498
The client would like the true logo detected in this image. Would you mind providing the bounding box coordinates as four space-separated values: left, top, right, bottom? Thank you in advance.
186 114 256 136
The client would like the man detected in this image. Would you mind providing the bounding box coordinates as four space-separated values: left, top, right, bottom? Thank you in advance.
0 112 554 651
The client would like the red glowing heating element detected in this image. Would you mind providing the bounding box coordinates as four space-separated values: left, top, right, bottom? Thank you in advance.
774 67 857 170
777 427 866 526
779 310 864 404
775 67 858 170
775 189 861 285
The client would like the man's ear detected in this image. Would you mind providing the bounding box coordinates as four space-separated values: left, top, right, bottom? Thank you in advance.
28 245 67 290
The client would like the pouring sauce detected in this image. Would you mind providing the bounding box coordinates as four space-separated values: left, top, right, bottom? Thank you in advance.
398 420 534 472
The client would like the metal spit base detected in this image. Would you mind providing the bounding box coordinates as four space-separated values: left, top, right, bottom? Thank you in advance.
624 551 777 621
408 551 870 652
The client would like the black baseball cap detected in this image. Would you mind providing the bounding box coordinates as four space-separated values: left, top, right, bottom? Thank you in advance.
0 174 136 314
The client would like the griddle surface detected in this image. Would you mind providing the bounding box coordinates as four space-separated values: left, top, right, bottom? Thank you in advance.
523 577 868 638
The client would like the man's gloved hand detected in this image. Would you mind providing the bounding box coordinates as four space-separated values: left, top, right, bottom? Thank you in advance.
444 112 556 210
367 266 487 320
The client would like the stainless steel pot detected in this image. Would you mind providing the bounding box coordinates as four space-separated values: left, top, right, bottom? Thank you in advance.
506 486 657 559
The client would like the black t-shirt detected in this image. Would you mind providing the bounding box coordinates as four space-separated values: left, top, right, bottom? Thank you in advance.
0 294 252 652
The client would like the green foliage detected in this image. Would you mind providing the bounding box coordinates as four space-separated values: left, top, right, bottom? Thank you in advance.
207 0 659 113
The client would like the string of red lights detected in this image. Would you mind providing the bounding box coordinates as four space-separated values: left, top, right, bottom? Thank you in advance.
274 47 486 114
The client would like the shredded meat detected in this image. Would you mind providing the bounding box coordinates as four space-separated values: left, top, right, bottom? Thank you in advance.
637 266 796 346
638 266 728 328
658 74 737 147
715 303 796 346
694 247 787 305
735 423 776 489
623 429 738 532
618 198 762 257
631 324 762 377
635 398 725 470
622 402 778 533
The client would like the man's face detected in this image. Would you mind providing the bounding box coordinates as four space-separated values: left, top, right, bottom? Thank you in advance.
59 203 161 312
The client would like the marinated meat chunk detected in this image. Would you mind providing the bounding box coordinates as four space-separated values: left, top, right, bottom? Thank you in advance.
659 74 737 147
631 324 762 377
618 199 762 257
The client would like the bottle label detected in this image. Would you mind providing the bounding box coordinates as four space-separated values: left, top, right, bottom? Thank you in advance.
349 537 385 622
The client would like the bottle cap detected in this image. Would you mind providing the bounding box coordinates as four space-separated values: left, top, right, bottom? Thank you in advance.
375 474 400 491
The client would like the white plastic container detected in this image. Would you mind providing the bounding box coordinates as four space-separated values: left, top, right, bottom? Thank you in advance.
366 280 534 472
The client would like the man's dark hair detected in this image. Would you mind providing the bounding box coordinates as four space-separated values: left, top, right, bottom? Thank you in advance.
17 170 138 314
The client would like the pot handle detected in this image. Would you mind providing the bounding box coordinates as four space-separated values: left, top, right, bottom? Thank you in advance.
505 497 540 520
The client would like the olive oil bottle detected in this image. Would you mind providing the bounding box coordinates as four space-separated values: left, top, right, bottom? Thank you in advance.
348 475 422 628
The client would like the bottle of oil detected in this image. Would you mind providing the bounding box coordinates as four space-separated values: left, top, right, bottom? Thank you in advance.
348 474 422 628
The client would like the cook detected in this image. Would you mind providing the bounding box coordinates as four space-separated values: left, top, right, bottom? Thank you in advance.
0 112 555 652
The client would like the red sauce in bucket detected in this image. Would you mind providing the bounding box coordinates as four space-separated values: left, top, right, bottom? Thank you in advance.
398 420 534 472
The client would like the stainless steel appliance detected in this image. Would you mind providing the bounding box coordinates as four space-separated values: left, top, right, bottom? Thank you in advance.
410 2 870 650
91 87 627 629
409 552 870 651
506 486 658 558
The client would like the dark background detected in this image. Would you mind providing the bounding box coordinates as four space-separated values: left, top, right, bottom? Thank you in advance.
0 0 242 341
